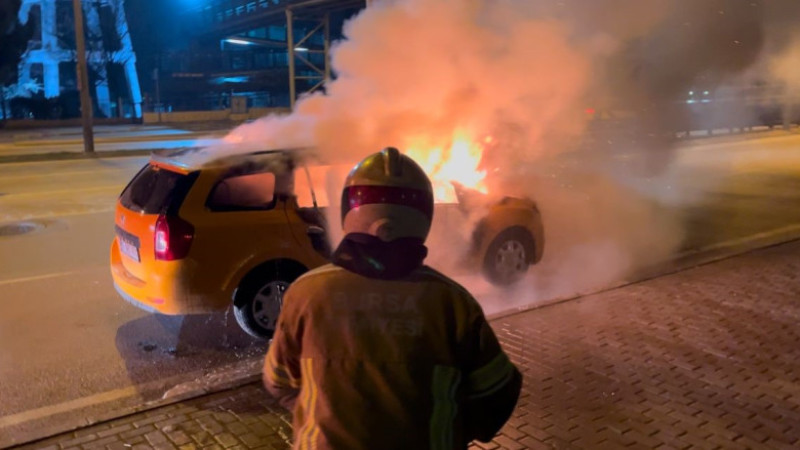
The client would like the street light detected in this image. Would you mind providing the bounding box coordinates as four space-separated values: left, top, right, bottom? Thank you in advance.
225 38 255 46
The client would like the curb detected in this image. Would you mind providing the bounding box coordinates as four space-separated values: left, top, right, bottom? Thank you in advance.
0 358 264 448
487 225 800 322
1 127 795 166
0 149 154 164
10 131 223 148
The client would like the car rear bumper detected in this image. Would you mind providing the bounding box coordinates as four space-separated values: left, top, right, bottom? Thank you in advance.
110 239 220 314
113 282 158 313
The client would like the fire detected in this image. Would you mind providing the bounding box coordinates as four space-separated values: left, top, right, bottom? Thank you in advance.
406 129 488 203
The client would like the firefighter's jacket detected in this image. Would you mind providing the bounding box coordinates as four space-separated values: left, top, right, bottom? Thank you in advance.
264 262 521 450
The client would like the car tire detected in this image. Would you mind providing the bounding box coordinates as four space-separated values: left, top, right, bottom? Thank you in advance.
233 264 304 339
482 227 535 286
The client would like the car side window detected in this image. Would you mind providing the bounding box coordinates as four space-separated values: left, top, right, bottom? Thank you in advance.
207 172 276 211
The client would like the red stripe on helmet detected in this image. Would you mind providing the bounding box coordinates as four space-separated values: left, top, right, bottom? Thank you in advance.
341 185 433 220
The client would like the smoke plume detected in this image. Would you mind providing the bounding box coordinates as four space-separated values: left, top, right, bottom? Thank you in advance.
195 0 800 312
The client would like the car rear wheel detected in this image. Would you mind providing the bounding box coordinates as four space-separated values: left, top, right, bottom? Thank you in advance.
233 264 304 339
483 227 535 286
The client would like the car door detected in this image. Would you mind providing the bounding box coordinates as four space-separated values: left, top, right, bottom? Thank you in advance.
180 161 310 307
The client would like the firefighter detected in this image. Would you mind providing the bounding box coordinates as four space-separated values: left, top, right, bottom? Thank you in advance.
263 147 521 450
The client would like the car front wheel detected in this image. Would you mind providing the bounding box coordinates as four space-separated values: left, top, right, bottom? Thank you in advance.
482 227 535 286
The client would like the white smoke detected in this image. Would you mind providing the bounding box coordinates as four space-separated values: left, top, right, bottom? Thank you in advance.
191 0 800 311
213 0 589 164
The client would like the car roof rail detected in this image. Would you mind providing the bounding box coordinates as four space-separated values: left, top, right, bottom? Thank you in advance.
150 146 318 170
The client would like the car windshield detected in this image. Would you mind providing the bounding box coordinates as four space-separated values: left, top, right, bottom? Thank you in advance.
120 164 190 214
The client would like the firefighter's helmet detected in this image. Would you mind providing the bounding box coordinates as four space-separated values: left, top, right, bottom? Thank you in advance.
341 147 434 242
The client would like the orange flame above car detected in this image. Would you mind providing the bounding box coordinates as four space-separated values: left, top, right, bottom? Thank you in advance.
406 129 488 203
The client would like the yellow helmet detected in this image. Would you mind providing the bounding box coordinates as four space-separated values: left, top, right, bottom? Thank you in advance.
341 147 434 242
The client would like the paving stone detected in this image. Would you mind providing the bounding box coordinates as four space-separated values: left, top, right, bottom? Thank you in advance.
80 434 120 449
492 434 527 450
133 415 168 429
164 429 193 446
96 424 134 439
516 436 553 449
222 421 250 436
107 442 136 450
195 416 224 434
57 433 98 448
125 436 146 446
150 442 176 450
213 433 239 448
467 443 494 450
154 415 190 431
189 430 216 447
144 430 169 446
212 412 239 424
119 425 156 441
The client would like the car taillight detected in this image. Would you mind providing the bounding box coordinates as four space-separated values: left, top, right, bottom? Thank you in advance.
154 214 194 261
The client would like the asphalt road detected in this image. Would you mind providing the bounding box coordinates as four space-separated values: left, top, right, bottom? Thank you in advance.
2 132 800 445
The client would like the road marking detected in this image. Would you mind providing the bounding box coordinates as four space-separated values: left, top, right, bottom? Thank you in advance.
0 271 77 286
0 386 139 428
0 207 115 224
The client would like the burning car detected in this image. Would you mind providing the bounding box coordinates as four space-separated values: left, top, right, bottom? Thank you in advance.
110 148 544 338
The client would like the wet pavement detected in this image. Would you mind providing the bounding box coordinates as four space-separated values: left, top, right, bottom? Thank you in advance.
12 239 800 450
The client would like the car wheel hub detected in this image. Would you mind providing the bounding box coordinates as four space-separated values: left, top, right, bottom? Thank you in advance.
494 240 527 281
252 280 289 330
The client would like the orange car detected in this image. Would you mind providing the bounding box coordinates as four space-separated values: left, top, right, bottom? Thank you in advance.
111 148 544 338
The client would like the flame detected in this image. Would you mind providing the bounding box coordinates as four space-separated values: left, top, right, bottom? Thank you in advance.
406 129 488 202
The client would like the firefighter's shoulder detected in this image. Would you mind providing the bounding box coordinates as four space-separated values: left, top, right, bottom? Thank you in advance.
292 263 345 285
415 266 476 301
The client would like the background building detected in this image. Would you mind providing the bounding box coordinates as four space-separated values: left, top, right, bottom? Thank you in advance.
9 0 142 119
127 0 365 115
3 0 367 122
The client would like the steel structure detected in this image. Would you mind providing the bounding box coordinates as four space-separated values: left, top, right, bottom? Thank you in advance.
14 0 142 118
196 0 366 108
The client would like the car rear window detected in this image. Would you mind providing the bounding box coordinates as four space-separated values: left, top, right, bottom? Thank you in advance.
120 164 195 214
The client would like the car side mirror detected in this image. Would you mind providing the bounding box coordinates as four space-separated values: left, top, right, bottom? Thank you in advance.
306 225 332 258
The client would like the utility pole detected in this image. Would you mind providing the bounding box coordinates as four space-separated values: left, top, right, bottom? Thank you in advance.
154 67 162 123
72 0 95 153
286 8 295 110
1 88 7 122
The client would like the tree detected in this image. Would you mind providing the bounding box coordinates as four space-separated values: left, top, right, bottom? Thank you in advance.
0 0 33 120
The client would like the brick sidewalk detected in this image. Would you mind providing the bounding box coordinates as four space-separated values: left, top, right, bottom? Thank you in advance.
14 240 800 450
